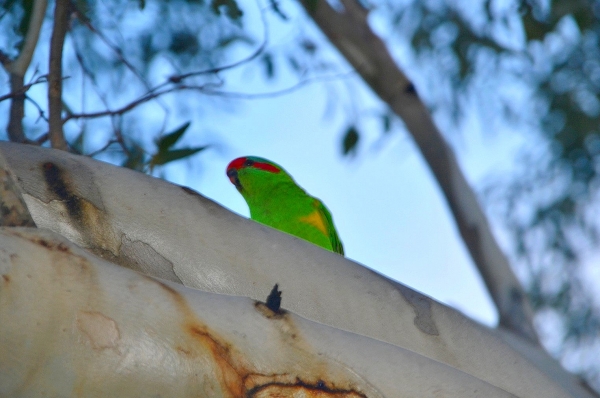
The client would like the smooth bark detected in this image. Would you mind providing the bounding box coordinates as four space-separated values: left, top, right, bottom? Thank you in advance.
1 142 593 398
47 0 69 150
3 0 47 143
0 228 524 398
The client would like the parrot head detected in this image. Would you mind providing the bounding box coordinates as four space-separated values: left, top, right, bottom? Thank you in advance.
226 156 293 195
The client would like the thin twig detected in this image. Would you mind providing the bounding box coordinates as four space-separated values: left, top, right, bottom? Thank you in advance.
61 0 270 149
70 33 111 111
65 71 352 121
196 71 355 99
72 5 153 92
167 0 270 83
64 86 184 121
34 133 49 145
87 139 119 157
168 37 269 83
25 94 48 123
48 0 70 150
0 75 48 103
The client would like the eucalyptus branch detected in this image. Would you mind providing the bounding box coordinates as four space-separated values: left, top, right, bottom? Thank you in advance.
299 0 539 343
5 0 47 76
168 33 268 83
65 70 351 122
6 75 27 143
47 0 70 150
64 85 185 121
0 51 10 66
3 0 48 143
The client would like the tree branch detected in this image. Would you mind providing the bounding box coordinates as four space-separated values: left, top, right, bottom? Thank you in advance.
64 86 186 121
48 0 70 150
2 0 47 143
168 0 270 83
71 5 154 92
7 0 48 75
299 0 539 343
0 75 48 103
64 71 351 122
6 74 27 143
61 0 269 130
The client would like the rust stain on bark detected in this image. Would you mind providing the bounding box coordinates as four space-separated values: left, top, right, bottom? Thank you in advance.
245 374 367 398
254 301 287 319
26 235 73 255
151 278 246 397
187 324 245 397
150 278 369 397
249 382 366 397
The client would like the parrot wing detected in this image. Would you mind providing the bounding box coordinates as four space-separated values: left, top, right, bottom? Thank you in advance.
314 199 345 255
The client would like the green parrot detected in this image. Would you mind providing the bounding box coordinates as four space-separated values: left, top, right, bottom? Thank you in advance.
226 156 344 255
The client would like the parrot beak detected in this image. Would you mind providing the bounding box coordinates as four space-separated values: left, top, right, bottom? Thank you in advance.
227 168 243 191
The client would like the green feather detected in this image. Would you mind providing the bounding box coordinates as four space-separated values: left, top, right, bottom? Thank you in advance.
227 157 344 255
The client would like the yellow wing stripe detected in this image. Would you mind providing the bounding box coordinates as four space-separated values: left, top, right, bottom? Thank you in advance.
299 210 328 236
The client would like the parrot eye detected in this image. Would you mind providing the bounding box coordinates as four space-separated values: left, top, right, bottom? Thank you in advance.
243 159 255 167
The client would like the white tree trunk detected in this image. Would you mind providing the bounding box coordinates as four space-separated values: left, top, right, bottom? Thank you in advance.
1 227 521 397
0 142 593 397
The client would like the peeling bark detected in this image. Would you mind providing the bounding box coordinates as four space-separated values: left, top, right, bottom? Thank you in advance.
0 152 36 227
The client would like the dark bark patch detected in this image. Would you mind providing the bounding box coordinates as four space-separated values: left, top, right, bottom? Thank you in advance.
42 162 83 221
397 284 439 336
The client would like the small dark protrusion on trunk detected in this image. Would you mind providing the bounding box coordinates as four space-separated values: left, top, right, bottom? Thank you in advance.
266 283 282 313
405 82 417 95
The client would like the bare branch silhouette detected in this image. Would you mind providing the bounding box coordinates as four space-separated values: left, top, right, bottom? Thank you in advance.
0 75 48 103
2 0 47 143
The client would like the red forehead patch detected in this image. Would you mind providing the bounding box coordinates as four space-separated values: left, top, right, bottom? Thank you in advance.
227 157 281 173
227 157 246 171
252 161 280 173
